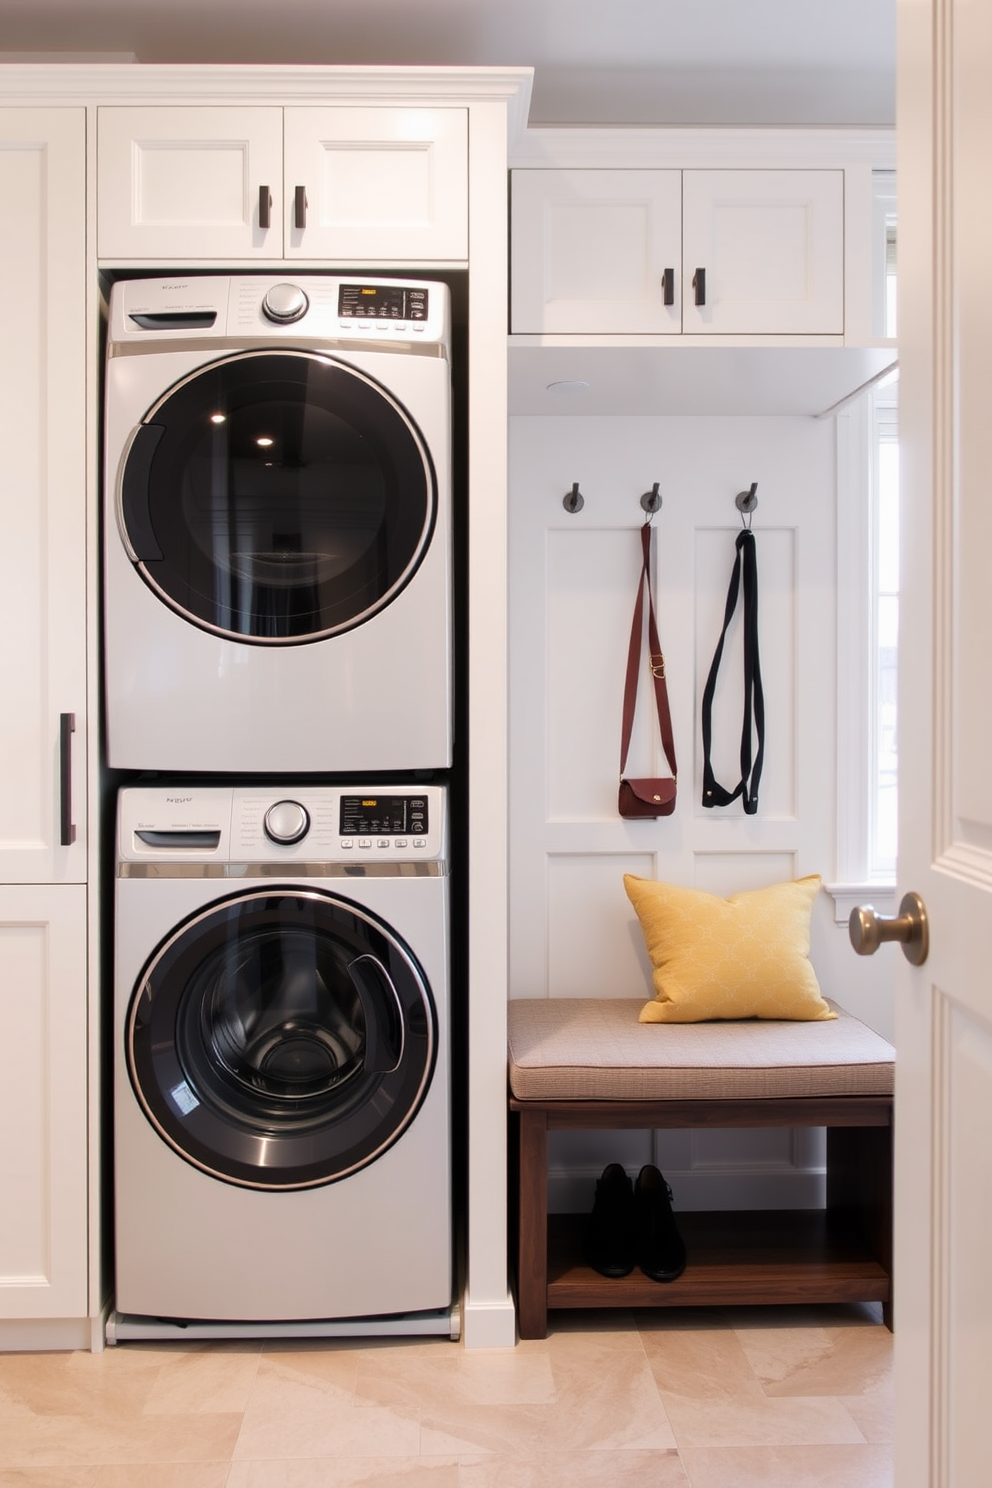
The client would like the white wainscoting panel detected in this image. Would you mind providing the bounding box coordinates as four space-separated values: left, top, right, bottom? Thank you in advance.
692 850 798 895
510 412 879 1211
547 853 655 998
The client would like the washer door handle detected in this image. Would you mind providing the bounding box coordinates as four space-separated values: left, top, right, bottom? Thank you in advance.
347 954 406 1074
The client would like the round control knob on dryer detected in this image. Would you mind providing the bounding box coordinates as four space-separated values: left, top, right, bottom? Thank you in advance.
261 283 310 324
263 800 310 845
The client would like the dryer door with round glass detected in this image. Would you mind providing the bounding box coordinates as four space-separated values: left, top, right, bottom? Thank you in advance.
125 887 437 1190
118 350 436 643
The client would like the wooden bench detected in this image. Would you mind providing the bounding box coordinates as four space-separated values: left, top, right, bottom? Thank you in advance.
508 997 894 1340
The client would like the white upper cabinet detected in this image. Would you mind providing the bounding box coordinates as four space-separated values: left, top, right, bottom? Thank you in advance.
97 105 468 262
0 109 87 886
511 167 845 337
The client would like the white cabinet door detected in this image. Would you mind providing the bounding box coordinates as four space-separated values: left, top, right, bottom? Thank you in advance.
97 106 284 259
511 170 682 333
0 885 88 1319
0 109 87 885
283 107 468 261
682 169 845 335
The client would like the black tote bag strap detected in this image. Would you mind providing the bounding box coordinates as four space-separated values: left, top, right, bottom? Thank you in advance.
701 528 764 814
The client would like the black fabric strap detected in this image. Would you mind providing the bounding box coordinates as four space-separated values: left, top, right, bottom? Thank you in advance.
701 528 764 815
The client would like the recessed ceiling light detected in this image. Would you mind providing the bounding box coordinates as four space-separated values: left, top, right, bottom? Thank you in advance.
256 436 275 448
209 413 226 424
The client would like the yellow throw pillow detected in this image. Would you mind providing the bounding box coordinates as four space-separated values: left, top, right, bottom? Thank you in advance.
623 873 835 1023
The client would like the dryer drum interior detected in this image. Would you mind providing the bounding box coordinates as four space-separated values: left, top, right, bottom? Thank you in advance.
119 350 437 644
126 887 437 1190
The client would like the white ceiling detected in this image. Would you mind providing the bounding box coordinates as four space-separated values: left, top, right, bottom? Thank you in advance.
0 0 895 127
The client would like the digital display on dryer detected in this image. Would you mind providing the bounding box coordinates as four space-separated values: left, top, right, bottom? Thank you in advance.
339 795 428 835
338 285 428 321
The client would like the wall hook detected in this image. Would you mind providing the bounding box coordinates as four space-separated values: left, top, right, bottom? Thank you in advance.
563 482 585 514
640 482 663 518
735 482 758 527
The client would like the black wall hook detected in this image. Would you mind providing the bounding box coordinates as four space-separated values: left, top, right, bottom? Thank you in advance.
640 482 663 518
563 482 585 514
735 482 758 527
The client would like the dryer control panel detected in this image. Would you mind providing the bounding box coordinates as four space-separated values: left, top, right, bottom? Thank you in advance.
109 275 450 352
118 785 447 869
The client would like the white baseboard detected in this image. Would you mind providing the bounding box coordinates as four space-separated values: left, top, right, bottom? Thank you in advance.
0 1317 92 1353
461 1290 517 1349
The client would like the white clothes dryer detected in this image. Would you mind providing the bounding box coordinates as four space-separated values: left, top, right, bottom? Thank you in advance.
113 783 452 1335
104 276 452 773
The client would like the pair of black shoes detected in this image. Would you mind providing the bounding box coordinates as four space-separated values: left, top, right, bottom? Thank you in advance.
583 1163 686 1282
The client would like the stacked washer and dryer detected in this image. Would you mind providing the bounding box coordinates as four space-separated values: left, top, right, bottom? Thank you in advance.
104 276 456 1339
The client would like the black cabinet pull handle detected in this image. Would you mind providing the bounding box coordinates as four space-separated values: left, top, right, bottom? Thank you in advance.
258 185 272 230
662 268 675 306
693 267 706 306
294 185 308 230
59 712 76 847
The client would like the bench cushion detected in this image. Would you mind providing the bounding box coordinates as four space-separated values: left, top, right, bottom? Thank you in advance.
507 997 894 1102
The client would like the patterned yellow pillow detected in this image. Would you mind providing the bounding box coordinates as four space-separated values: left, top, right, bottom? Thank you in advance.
623 873 835 1023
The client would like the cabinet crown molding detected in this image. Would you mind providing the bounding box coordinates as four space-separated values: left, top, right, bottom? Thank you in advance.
510 125 895 171
0 62 533 129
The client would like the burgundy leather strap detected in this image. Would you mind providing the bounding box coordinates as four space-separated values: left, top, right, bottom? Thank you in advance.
620 523 678 782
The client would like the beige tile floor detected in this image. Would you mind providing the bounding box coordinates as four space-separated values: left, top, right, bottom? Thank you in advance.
0 1305 892 1488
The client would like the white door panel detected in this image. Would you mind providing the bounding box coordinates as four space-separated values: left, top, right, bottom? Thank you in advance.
0 109 87 884
97 107 284 259
511 170 682 334
283 107 467 261
896 1 992 1479
0 885 88 1319
682 170 844 335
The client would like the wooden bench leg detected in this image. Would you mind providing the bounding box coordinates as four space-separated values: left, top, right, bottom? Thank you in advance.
516 1107 549 1340
827 1120 894 1330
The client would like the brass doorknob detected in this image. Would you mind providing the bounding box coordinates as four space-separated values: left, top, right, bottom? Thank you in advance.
849 891 929 966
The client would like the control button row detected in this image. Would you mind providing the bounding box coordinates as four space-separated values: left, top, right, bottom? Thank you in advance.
340 838 428 850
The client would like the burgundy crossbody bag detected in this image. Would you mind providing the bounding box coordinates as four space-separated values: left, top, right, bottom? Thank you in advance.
618 523 678 818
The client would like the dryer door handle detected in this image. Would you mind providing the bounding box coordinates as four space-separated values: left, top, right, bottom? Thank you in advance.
347 954 405 1074
119 423 166 561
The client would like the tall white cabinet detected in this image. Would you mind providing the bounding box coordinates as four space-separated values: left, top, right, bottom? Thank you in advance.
0 109 90 1338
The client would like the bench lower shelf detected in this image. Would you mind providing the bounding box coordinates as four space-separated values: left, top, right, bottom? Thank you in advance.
545 1209 891 1313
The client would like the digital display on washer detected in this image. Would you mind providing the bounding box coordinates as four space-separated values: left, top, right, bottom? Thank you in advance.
340 795 429 835
338 285 428 321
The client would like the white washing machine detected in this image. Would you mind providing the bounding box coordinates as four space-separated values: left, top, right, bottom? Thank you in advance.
113 783 452 1336
104 276 452 773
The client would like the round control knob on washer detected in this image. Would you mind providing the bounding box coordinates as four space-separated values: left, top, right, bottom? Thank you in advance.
263 800 311 845
261 283 310 324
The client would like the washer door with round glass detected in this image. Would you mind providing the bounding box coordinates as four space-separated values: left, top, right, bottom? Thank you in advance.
118 350 436 644
126 888 437 1190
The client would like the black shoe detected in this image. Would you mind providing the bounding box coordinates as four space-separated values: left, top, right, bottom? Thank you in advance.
583 1163 635 1277
634 1165 686 1282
